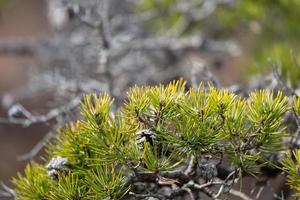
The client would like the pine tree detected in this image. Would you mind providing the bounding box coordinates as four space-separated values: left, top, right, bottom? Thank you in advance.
12 80 300 199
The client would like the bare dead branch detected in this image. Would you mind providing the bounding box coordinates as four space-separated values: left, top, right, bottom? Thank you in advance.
270 59 297 96
0 182 16 198
229 189 253 200
0 40 38 55
17 131 54 161
0 96 81 127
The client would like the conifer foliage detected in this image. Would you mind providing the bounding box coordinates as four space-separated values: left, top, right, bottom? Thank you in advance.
12 80 300 199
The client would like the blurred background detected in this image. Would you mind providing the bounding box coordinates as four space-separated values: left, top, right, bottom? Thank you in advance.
0 0 49 186
0 0 299 199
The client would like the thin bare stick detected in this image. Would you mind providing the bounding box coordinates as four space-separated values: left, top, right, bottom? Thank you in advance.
0 182 16 198
0 40 37 55
0 96 81 127
270 60 296 96
17 131 54 161
229 188 253 200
